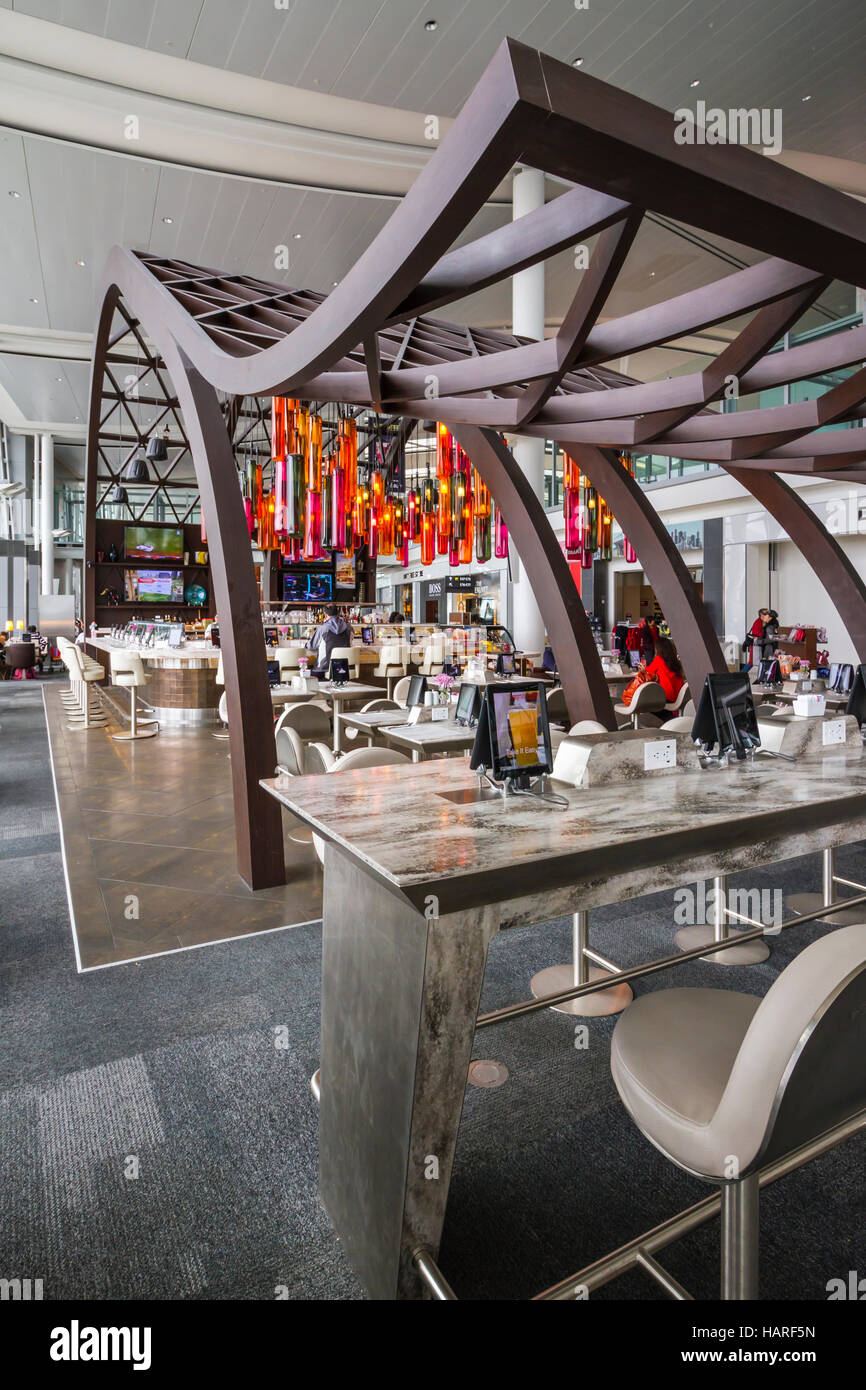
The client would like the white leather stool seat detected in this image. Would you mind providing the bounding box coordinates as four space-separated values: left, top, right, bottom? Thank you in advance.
611 927 866 1182
612 988 760 1137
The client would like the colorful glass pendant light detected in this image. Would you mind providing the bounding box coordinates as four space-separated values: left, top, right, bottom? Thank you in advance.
563 451 582 558
617 454 637 563
494 505 508 559
475 513 492 563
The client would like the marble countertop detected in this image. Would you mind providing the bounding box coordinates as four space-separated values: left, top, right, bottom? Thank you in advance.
261 746 866 918
383 721 476 747
89 637 219 664
338 708 413 728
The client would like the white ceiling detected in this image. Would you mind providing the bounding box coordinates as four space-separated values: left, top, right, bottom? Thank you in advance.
1 0 864 467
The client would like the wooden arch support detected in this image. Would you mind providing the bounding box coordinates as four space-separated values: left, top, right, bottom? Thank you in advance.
568 445 728 698
726 468 866 662
452 426 616 729
85 288 285 890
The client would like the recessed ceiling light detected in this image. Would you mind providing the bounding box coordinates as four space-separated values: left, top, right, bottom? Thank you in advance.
8 189 21 198
293 233 302 240
802 93 812 101
424 19 438 32
690 79 701 87
572 57 584 67
332 280 339 287
29 297 38 303
162 216 173 224
56 377 62 382
75 258 86 267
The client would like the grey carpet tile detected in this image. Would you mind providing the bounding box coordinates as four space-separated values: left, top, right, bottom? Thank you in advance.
1 680 865 1299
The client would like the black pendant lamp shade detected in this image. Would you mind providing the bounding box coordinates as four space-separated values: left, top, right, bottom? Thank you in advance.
124 452 151 483
146 427 170 462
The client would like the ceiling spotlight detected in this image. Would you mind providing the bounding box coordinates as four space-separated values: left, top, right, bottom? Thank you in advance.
572 57 584 67
29 297 38 304
332 280 339 287
690 79 701 87
162 216 173 224
424 19 438 32
55 377 62 382
293 233 302 240
802 93 812 101
75 258 86 266
8 189 21 198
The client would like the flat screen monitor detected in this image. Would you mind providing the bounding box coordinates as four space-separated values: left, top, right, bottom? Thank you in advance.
124 569 184 604
361 626 374 645
264 626 278 647
266 660 281 686
629 650 642 669
282 568 334 603
124 525 184 561
406 674 427 707
329 657 350 685
845 664 866 728
480 682 552 781
455 682 483 727
496 653 516 676
692 673 761 760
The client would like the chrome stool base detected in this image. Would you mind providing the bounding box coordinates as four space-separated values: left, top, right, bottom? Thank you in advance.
787 891 866 926
674 923 770 965
530 963 633 1016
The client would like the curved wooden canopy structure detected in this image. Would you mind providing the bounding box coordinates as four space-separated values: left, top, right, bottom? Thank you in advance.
87 37 866 889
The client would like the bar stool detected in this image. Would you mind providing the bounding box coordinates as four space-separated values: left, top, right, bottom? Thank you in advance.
374 643 407 699
64 645 108 731
392 676 411 707
330 645 359 680
615 681 668 729
109 650 159 741
610 926 866 1298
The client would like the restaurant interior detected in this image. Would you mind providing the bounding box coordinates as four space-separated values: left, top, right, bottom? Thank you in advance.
2 1 866 1335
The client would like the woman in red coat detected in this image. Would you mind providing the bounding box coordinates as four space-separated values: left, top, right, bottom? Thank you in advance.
644 636 686 704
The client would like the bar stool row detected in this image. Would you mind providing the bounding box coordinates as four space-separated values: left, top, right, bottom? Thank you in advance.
56 639 158 741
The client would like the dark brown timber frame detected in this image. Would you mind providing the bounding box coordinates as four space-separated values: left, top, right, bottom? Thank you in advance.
86 37 866 889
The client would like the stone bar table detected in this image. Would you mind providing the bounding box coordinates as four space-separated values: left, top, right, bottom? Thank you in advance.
261 745 866 1300
89 637 220 724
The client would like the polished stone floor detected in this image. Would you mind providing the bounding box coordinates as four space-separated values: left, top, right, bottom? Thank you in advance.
43 684 322 969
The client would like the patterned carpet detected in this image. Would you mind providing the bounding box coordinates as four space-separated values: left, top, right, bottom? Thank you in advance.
1 679 863 1300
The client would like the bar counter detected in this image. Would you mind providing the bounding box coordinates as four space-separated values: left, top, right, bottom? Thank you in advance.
262 744 866 1298
88 636 221 724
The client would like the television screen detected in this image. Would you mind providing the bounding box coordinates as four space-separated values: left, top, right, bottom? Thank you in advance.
124 570 185 603
282 569 334 603
125 525 184 561
335 554 356 590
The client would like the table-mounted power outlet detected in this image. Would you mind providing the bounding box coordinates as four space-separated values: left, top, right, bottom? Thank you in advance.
644 739 677 771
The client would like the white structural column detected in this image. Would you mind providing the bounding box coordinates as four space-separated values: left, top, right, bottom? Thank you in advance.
40 432 53 594
509 167 547 657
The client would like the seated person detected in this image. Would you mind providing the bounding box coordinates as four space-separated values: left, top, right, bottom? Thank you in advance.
26 624 48 671
306 604 353 677
643 636 685 704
